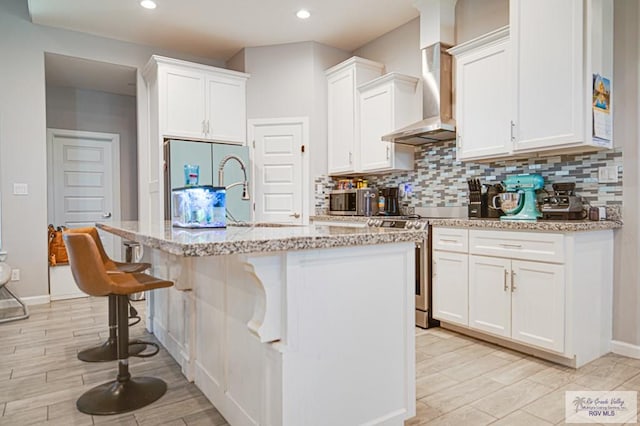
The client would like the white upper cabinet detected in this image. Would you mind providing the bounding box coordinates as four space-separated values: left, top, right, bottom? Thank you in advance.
163 67 207 140
450 0 613 161
326 57 384 175
205 73 247 144
358 73 422 173
146 56 249 144
510 0 584 152
449 27 512 161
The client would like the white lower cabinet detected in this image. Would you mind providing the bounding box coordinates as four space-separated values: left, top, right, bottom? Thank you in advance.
433 226 613 367
432 228 469 326
468 255 511 338
432 250 469 326
469 255 565 353
510 260 565 352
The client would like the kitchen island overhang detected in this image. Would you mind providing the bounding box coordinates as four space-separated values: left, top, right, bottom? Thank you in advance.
98 221 422 426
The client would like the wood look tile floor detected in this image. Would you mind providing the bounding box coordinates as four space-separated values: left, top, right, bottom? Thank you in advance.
1 298 639 425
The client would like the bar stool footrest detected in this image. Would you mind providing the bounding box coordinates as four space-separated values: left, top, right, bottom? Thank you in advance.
78 339 147 362
129 340 160 358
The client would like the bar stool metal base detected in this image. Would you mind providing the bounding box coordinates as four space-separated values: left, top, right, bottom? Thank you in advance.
77 339 146 362
76 376 167 415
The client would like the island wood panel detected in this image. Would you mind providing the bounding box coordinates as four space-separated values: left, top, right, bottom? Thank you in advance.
147 242 416 426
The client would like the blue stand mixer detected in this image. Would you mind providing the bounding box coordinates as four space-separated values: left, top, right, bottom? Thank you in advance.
495 174 545 221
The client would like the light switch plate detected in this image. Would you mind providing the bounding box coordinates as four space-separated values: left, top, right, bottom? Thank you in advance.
13 183 28 195
598 166 618 183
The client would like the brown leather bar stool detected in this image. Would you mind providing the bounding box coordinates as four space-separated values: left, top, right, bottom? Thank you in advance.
64 233 173 415
66 227 150 362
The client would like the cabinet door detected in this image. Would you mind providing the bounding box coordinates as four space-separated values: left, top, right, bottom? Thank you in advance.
206 74 246 144
456 39 512 160
359 84 393 172
511 260 565 353
469 255 511 338
327 69 356 174
432 251 468 326
511 0 584 151
163 67 206 139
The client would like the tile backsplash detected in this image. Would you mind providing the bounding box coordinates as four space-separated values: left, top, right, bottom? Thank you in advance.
315 140 623 215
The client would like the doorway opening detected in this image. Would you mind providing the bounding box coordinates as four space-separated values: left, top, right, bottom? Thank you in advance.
44 53 138 298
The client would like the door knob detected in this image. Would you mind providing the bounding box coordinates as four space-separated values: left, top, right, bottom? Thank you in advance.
289 212 300 218
102 212 112 219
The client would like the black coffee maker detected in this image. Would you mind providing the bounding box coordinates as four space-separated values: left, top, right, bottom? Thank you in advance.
379 187 399 216
484 183 505 218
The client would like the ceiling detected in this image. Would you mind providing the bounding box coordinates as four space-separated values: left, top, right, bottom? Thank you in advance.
28 0 420 60
34 0 419 97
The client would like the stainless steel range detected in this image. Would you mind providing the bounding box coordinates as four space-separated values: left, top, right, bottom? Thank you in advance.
367 217 438 329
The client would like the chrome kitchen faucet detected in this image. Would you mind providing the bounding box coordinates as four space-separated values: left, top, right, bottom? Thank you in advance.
217 155 250 200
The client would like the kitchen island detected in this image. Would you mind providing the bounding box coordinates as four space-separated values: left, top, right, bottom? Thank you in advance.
97 221 423 426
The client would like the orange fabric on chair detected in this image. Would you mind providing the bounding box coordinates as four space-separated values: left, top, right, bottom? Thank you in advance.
63 233 172 297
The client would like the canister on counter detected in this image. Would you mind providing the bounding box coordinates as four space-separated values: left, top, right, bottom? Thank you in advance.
589 206 607 221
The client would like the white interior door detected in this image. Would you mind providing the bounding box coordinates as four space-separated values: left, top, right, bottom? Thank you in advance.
251 119 306 224
48 129 121 259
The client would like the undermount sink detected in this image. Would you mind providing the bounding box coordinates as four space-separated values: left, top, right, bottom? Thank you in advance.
227 222 301 228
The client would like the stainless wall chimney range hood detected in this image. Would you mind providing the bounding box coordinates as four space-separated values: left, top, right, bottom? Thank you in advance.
382 0 457 146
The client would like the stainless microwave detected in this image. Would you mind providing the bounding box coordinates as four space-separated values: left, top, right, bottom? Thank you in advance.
329 188 379 216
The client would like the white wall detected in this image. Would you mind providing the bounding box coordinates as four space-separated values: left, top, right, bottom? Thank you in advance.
353 18 421 76
0 0 224 299
46 86 139 221
231 42 351 216
613 0 640 346
455 0 509 44
353 1 510 72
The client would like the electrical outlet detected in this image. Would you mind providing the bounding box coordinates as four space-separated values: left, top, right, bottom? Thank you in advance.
598 166 619 183
13 183 28 195
10 269 20 281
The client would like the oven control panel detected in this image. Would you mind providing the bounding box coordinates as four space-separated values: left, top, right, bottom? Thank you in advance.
366 219 428 230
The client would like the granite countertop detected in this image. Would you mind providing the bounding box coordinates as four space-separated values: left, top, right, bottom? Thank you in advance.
427 218 622 232
311 215 622 232
96 221 425 257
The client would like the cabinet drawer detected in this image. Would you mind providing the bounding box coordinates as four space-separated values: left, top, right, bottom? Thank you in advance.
432 228 469 253
469 230 564 264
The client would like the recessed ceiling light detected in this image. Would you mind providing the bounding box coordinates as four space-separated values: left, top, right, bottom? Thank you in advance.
140 0 157 10
296 9 311 19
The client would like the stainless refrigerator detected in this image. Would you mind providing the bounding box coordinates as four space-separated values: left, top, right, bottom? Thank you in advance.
164 140 252 223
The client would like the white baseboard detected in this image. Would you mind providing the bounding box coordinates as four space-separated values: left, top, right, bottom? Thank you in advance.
611 340 640 359
0 294 50 309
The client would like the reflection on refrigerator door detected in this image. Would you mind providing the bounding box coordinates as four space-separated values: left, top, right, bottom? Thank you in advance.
165 140 251 223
